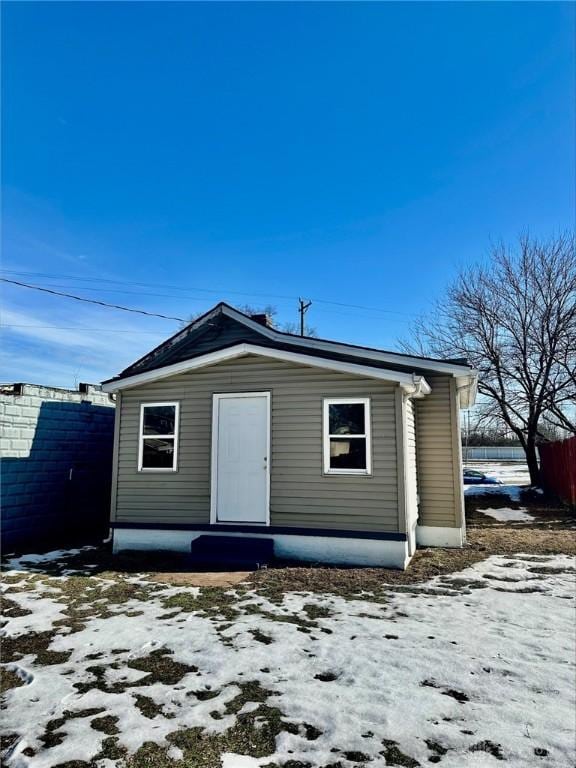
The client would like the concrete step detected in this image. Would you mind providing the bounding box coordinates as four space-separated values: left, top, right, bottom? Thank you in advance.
189 534 274 570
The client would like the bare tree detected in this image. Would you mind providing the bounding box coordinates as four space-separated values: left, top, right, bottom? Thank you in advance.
402 233 576 485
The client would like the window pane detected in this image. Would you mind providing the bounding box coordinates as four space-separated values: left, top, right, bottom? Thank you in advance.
143 405 176 435
329 403 365 435
142 438 175 468
329 438 367 470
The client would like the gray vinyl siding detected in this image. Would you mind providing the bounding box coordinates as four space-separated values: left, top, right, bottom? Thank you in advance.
114 355 400 532
415 375 463 528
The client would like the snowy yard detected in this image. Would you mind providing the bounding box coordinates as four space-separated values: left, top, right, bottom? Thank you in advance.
1 547 575 768
463 461 531 488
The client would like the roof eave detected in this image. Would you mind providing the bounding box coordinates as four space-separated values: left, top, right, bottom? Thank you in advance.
101 343 433 394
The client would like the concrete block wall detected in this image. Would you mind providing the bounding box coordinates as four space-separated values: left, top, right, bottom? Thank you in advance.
1 383 116 552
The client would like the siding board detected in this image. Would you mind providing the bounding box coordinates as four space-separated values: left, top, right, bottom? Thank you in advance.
415 375 463 528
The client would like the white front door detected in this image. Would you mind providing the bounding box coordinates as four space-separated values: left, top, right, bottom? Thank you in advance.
211 392 270 524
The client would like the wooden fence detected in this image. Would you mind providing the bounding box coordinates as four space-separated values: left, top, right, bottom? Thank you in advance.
538 436 576 508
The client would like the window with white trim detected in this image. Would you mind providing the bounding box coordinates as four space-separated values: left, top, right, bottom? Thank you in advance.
138 402 179 471
323 398 371 474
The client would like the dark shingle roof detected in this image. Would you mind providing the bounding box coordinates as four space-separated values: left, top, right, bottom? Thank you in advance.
104 302 472 383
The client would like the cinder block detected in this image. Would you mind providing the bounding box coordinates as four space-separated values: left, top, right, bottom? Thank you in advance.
2 427 21 439
18 406 38 418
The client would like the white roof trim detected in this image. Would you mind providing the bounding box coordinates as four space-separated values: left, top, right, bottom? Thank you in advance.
102 343 432 395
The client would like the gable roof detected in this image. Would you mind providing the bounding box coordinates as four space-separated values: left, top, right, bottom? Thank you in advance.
102 302 477 406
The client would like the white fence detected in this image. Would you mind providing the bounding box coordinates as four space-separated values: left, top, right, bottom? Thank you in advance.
463 446 525 461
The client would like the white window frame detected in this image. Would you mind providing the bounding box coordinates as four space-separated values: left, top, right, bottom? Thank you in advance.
323 397 372 475
138 401 180 472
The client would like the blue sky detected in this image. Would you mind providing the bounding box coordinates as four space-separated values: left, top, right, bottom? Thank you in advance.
2 2 574 387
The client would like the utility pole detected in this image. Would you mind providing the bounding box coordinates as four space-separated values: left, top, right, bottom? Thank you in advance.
298 298 312 336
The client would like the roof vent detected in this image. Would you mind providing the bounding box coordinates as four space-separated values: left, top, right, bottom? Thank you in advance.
249 313 272 328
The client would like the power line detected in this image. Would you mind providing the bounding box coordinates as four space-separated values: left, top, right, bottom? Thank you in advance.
0 268 417 318
0 325 164 334
0 269 296 303
0 279 185 322
2 281 220 303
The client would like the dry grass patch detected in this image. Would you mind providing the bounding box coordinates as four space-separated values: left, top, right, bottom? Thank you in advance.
250 528 574 598
466 487 575 529
468 528 576 556
0 667 25 695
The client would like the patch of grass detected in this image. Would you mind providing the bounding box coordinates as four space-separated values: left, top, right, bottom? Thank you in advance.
252 550 488 598
249 527 574 599
1 631 71 666
91 715 120 735
224 681 275 715
192 688 220 701
241 603 317 630
1 595 32 618
162 588 241 620
380 739 420 767
74 665 115 695
74 649 197 695
343 751 371 762
90 682 307 768
421 679 469 704
453 528 575 560
0 732 20 755
262 763 313 768
469 740 505 760
48 575 167 632
301 603 333 620
39 709 106 750
0 572 30 585
133 693 172 719
250 628 274 645
425 739 449 763
302 723 322 740
167 708 283 763
128 648 197 685
528 565 575 575
314 672 339 682
0 667 25 695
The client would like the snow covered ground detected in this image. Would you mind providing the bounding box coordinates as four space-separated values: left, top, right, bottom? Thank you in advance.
464 462 531 487
463 462 532 504
480 507 535 523
1 548 575 768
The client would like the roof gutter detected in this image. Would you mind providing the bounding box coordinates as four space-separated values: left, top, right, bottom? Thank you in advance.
403 375 431 398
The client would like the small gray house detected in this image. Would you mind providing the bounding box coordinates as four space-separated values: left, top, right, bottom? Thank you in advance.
102 303 477 569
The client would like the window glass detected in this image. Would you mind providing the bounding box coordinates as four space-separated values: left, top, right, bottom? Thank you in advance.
143 405 176 435
329 438 367 470
139 403 178 470
328 403 365 435
324 399 371 473
142 438 175 469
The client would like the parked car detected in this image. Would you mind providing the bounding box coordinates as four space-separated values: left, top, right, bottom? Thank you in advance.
463 468 501 485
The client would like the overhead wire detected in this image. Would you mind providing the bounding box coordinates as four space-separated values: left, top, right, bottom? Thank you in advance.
0 278 186 322
0 268 417 318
